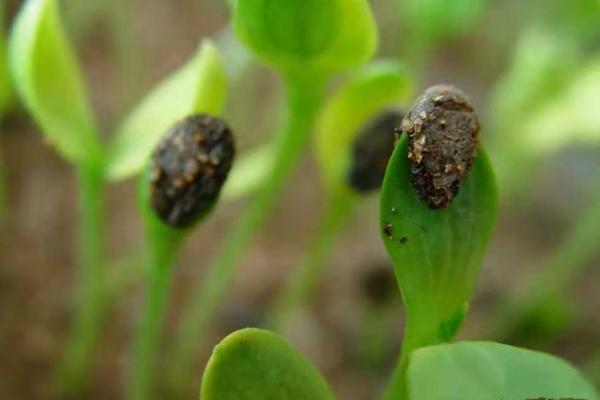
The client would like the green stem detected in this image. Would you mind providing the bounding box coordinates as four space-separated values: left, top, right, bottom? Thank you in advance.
127 230 181 400
382 312 443 400
491 193 600 340
56 165 106 398
268 186 355 332
166 78 325 396
383 302 467 400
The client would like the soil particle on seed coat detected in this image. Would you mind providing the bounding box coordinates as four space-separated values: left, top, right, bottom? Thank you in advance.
348 110 404 193
401 85 479 209
149 114 235 228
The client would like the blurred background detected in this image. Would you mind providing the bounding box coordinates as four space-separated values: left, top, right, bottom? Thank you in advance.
1 0 600 399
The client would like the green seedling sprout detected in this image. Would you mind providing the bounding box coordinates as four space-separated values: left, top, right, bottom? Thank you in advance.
9 0 228 396
127 114 235 400
167 0 377 394
380 85 498 399
267 61 413 332
10 0 106 395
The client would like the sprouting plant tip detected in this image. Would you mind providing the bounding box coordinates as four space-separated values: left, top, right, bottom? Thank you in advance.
401 85 479 209
149 114 235 228
348 110 404 193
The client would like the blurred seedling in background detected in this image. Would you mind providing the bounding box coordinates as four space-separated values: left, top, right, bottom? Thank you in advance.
8 0 243 397
166 0 378 394
267 61 413 334
128 114 235 400
197 85 599 400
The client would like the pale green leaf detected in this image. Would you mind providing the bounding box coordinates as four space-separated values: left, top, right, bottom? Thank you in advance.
106 40 226 181
201 328 333 400
9 0 101 165
408 341 599 400
221 143 275 200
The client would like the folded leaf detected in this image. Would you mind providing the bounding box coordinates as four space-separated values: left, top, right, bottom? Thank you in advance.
107 40 226 181
408 341 599 400
9 0 101 165
201 328 333 400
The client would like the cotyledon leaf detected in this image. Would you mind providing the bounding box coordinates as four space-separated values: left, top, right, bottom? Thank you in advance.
380 136 497 329
408 341 599 400
9 0 101 165
201 328 334 400
106 40 226 181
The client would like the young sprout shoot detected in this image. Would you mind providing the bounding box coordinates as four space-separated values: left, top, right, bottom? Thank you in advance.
128 114 235 400
380 84 497 400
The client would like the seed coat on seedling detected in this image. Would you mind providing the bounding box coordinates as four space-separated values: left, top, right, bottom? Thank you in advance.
149 114 235 228
348 110 404 193
401 85 479 209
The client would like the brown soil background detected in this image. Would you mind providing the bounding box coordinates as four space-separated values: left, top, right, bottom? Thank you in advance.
1 0 599 399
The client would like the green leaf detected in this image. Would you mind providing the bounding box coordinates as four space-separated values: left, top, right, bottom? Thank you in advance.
408 341 599 400
9 0 101 165
106 40 226 181
221 143 275 200
380 137 497 336
314 61 413 188
233 0 377 79
201 328 333 400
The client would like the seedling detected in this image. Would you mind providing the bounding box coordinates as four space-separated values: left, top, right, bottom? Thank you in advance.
128 114 235 400
197 85 599 400
166 0 377 394
268 60 413 332
9 0 227 396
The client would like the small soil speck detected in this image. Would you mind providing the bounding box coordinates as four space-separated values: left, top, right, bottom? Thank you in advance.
399 237 408 244
383 223 393 238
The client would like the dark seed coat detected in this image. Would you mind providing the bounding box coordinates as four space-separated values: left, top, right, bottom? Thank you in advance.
348 110 404 193
401 85 479 209
149 114 235 228
361 264 397 305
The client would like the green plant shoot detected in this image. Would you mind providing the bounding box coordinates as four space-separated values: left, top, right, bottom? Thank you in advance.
380 87 498 399
167 0 377 395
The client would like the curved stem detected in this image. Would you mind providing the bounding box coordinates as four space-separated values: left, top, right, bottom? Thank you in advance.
127 221 184 400
166 78 326 397
267 186 355 332
56 165 106 398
